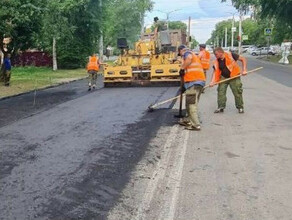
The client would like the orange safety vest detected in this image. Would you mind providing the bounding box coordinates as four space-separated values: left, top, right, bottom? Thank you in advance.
87 56 100 71
183 51 206 82
199 50 210 70
213 52 240 82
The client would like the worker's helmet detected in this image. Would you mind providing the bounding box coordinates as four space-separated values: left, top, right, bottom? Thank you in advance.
199 44 206 49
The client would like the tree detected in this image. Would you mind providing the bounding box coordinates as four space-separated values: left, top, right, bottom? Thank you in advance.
0 0 46 81
168 21 187 31
221 0 292 40
40 0 87 70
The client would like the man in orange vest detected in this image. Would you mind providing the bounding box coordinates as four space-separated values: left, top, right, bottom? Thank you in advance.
210 47 247 113
198 44 210 78
178 45 206 131
87 53 100 91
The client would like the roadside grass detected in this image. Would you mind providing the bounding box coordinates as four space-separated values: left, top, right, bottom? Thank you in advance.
0 66 87 99
258 55 292 65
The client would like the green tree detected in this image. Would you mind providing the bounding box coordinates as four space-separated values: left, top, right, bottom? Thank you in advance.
221 0 292 43
0 0 46 81
168 21 187 31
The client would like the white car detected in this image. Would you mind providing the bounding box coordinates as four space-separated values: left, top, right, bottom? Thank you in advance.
249 47 276 56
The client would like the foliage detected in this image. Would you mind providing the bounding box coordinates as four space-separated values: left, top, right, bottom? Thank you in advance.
168 21 187 31
0 0 46 54
221 0 292 38
207 15 292 47
0 0 153 69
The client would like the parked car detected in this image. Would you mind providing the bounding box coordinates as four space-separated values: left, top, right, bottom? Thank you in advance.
242 45 254 53
247 45 257 54
249 47 276 56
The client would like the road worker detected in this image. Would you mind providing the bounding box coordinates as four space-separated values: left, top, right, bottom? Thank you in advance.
1 53 12 87
198 44 210 78
153 17 168 51
210 47 247 113
178 45 206 131
198 44 210 93
87 53 100 91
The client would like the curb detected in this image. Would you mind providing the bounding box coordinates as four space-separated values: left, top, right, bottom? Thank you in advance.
0 77 87 101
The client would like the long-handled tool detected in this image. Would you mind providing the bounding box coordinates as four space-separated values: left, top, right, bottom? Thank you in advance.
174 76 184 118
148 67 263 112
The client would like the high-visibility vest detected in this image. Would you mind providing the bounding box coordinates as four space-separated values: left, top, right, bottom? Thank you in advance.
213 52 240 82
183 51 206 83
199 50 210 70
87 56 100 71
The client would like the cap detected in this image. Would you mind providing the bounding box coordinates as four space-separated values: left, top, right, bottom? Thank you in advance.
178 44 187 51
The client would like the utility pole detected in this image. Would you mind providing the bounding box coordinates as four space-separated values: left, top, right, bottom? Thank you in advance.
140 12 145 35
231 15 235 51
187 16 191 47
238 11 243 54
99 0 104 62
225 27 228 48
221 38 224 47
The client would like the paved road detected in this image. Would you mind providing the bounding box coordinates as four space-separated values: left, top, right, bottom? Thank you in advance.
0 57 291 220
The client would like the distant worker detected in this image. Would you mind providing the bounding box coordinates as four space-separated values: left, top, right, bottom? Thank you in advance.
154 17 167 36
210 47 247 113
2 53 12 87
178 45 206 131
153 17 168 51
198 44 210 78
87 53 100 91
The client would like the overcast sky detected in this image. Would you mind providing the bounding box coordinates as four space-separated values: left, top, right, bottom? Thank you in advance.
145 0 240 43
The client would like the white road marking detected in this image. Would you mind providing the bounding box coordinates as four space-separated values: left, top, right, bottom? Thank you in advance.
135 125 179 220
164 130 190 220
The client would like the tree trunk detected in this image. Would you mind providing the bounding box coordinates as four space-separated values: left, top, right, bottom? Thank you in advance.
53 37 58 71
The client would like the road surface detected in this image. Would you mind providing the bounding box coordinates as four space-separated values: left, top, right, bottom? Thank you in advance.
0 57 291 220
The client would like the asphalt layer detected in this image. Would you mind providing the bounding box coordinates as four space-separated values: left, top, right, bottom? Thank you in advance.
0 76 103 128
248 57 292 87
0 76 178 220
0 56 291 220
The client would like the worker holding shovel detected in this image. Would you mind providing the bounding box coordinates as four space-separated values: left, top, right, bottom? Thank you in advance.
210 47 247 113
177 45 206 131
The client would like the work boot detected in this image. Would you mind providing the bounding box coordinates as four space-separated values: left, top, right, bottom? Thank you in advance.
88 86 91 91
214 108 224 113
178 118 191 127
185 125 201 131
238 108 244 113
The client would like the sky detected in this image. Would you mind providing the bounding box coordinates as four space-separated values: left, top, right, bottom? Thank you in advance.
145 0 241 43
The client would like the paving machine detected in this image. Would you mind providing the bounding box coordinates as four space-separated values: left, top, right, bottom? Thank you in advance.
103 29 186 86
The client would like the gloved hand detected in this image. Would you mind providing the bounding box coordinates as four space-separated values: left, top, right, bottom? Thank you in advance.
179 69 185 77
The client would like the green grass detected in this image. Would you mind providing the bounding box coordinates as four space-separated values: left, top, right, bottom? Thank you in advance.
0 66 87 98
260 55 292 65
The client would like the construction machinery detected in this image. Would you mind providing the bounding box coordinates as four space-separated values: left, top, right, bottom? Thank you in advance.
103 29 186 86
